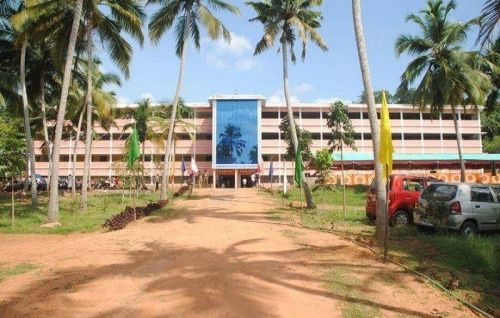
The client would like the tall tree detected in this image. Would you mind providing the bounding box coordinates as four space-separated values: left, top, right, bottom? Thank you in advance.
80 0 145 210
396 0 492 182
352 0 387 240
46 0 84 222
148 0 240 200
248 0 328 209
477 0 499 48
3 1 38 207
326 101 357 217
358 90 394 104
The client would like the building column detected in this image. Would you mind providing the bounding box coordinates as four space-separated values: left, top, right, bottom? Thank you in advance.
213 170 216 189
109 133 113 180
420 112 424 154
360 109 364 151
439 113 444 154
400 109 405 153
235 170 238 189
278 108 282 186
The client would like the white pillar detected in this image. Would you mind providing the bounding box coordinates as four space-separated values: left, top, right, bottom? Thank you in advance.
109 133 113 179
420 112 424 154
360 109 365 152
235 170 238 189
400 109 405 154
212 170 216 189
439 113 444 154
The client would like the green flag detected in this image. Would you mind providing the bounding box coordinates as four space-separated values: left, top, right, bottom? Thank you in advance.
127 127 140 169
294 145 303 185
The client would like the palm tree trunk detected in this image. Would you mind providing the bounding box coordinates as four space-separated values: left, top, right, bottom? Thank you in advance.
72 104 85 196
352 0 387 240
281 38 315 209
20 38 38 208
81 23 93 210
40 77 52 190
47 0 84 222
452 106 466 182
161 25 189 201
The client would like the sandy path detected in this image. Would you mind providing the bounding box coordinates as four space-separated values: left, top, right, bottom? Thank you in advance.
0 189 473 317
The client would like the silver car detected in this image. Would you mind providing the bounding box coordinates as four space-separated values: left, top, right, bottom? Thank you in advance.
414 183 500 237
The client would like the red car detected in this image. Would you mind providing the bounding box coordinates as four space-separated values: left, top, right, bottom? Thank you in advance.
365 175 442 226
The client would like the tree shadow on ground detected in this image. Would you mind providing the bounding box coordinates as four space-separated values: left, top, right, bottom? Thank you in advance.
0 238 437 318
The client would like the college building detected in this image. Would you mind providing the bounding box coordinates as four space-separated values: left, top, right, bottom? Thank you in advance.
34 95 499 187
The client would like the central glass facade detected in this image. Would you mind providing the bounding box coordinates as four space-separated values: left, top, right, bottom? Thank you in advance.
215 100 259 166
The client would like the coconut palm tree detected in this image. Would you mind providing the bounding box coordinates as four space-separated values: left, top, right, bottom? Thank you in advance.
80 0 145 210
247 0 328 208
147 0 240 201
122 98 161 187
12 0 85 222
477 0 499 48
395 0 492 182
1 0 38 207
352 0 387 240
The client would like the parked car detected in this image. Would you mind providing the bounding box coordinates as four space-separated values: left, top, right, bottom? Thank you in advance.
366 174 442 226
414 183 500 237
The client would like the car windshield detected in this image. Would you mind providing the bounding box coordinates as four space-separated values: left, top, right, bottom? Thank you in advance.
421 184 457 201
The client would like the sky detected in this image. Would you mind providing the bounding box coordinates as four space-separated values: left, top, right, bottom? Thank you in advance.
98 0 485 105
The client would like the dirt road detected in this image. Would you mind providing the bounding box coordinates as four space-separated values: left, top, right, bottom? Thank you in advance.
0 189 473 317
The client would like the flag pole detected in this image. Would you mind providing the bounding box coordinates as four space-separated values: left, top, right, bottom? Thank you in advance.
383 165 390 262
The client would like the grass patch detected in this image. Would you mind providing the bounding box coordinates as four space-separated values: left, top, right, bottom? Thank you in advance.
323 268 381 318
0 191 172 234
263 186 500 313
0 263 37 282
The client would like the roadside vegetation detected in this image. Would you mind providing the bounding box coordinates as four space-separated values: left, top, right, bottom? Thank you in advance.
0 191 173 234
265 187 500 314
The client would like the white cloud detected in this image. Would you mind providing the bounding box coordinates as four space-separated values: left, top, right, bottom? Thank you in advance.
313 97 352 104
267 90 301 104
234 59 256 71
294 83 314 94
141 92 155 101
202 32 258 72
213 32 252 55
117 96 131 104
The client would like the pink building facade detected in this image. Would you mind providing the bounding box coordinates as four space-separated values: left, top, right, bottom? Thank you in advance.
33 95 486 188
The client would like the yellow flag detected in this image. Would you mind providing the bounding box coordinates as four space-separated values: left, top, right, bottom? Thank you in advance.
378 91 394 179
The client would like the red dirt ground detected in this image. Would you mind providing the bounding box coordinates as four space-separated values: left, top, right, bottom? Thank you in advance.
0 189 474 317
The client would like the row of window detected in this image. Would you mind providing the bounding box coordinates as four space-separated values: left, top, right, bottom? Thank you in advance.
261 112 478 120
35 154 214 163
117 110 478 121
262 132 481 141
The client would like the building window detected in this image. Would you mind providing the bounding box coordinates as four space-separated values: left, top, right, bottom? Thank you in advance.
280 112 299 119
424 134 441 140
403 113 421 120
92 155 109 162
196 133 212 140
175 154 191 161
99 133 111 141
322 112 329 119
215 100 259 165
323 132 332 140
348 112 361 119
405 133 421 140
422 113 439 120
197 111 212 119
461 113 478 120
60 155 70 162
176 133 191 140
301 112 320 119
262 133 279 140
114 133 130 140
262 112 279 119
392 133 402 140
389 112 401 120
363 133 372 140
441 113 454 120
311 133 321 140
462 134 480 140
354 133 362 140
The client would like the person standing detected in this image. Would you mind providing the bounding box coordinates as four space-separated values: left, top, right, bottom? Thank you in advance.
251 173 256 188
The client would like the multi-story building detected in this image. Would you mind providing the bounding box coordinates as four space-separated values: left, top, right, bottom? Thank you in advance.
34 95 498 188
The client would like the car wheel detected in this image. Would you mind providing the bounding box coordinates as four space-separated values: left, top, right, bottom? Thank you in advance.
460 221 477 238
392 211 409 227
